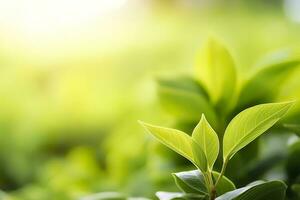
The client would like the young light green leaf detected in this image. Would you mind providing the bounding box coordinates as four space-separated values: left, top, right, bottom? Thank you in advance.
216 181 287 200
192 114 219 169
238 59 300 108
191 140 208 172
223 102 293 161
139 121 193 161
195 38 236 106
157 77 217 126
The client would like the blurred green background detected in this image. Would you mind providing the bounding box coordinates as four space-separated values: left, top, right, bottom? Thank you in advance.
1 0 300 199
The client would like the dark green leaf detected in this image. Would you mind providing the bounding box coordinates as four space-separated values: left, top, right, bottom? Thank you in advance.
292 184 300 197
173 170 208 195
216 181 287 200
286 140 300 181
173 170 235 196
238 59 300 107
157 77 216 126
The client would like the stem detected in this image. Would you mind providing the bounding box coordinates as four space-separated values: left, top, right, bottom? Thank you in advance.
210 186 216 200
203 172 211 192
215 158 228 187
208 170 214 187
207 170 216 200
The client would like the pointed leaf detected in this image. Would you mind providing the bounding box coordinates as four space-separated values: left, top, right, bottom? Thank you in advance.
216 181 287 200
192 114 219 169
139 121 193 161
140 122 208 172
223 102 293 161
191 140 208 172
238 58 300 107
195 38 236 106
173 170 207 195
157 77 217 126
173 170 235 196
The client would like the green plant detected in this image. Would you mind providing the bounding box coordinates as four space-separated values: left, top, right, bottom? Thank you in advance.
156 38 300 190
140 101 293 200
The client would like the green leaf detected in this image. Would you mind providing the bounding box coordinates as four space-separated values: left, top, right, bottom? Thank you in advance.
191 140 208 172
211 171 236 196
173 170 235 196
173 170 207 195
157 76 208 95
195 38 236 106
157 76 217 126
223 102 293 161
156 192 207 200
139 121 193 161
192 114 219 169
216 181 287 200
286 140 300 181
283 124 300 137
292 184 300 197
238 58 300 108
140 121 208 172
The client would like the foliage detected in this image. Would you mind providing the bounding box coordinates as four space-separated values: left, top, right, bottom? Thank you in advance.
2 3 300 199
156 38 300 196
141 101 292 199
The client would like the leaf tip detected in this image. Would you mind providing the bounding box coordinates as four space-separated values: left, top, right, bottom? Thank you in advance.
278 100 296 112
200 113 209 124
200 113 206 119
138 120 148 129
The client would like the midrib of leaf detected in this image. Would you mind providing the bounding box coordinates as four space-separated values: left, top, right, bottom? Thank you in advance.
237 182 284 200
141 122 194 161
202 123 208 163
225 103 290 159
193 116 217 169
159 132 193 161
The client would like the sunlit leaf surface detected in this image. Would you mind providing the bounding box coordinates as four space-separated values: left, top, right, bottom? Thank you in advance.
195 38 236 107
223 102 293 161
192 114 219 169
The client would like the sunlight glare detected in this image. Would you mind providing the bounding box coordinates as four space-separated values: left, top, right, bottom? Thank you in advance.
0 0 128 38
